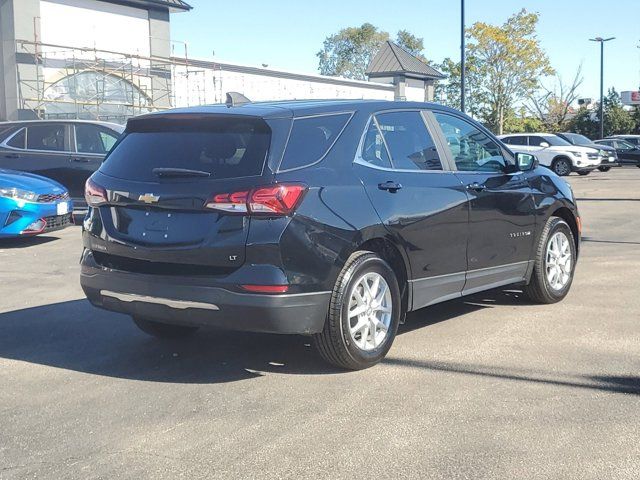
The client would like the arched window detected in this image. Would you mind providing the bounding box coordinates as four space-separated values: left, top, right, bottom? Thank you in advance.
43 71 154 124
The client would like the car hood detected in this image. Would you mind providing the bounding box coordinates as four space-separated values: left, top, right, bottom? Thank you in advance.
0 168 67 194
591 143 616 152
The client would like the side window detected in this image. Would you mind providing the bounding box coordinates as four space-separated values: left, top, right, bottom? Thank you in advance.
279 113 351 171
528 136 546 147
433 112 509 173
506 136 527 146
360 119 392 168
7 128 26 149
100 129 119 152
26 124 67 152
375 111 442 171
76 125 119 154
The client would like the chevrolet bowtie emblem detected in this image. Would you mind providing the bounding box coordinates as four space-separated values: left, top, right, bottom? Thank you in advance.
139 193 160 204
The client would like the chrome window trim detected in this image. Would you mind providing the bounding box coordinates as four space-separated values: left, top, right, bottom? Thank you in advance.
1 124 72 155
276 111 355 173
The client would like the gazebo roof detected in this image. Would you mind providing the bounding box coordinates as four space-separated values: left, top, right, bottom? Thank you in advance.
366 41 444 79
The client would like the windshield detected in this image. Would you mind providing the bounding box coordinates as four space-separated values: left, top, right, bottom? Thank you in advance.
544 135 572 147
562 133 591 145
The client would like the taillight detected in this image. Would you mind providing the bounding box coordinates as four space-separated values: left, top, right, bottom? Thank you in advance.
85 177 107 207
206 183 306 216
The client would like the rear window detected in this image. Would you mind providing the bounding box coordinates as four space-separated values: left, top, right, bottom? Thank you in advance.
279 113 351 171
101 116 271 181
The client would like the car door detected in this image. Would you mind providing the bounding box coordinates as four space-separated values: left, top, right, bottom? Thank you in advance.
614 140 640 165
354 110 469 310
431 111 536 295
1 123 73 189
71 124 120 199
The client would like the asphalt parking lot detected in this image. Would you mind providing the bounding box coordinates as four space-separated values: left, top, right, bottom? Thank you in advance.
1 168 639 480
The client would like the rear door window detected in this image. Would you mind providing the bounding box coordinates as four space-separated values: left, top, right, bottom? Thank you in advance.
504 136 527 146
76 124 119 154
359 120 393 168
7 128 26 149
375 111 443 171
101 116 271 181
26 124 67 152
279 113 351 171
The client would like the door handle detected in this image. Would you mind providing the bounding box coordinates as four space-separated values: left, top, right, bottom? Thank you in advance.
378 181 403 193
466 182 486 192
70 157 90 163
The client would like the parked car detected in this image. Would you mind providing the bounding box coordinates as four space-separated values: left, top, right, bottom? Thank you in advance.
556 132 619 172
0 168 73 238
499 133 601 176
594 138 640 166
80 100 581 370
606 134 640 147
0 120 124 205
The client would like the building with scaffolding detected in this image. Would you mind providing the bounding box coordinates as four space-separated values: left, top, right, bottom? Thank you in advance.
0 0 191 123
0 0 443 124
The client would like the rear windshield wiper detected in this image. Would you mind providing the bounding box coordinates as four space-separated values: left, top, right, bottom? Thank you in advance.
152 168 211 178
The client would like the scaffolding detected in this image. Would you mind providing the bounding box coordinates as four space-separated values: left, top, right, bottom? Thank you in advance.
14 39 187 124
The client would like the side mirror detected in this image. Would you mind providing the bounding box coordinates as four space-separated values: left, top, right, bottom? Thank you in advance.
516 152 538 171
539 142 550 148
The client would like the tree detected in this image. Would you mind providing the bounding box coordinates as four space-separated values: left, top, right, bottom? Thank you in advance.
396 30 426 62
434 56 486 119
527 66 583 132
317 23 389 80
466 9 554 134
317 25 428 80
569 88 635 138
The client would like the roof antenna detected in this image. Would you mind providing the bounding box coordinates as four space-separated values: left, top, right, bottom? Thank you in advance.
226 92 252 108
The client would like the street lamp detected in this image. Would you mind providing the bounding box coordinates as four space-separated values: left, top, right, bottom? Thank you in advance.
460 0 466 113
589 36 615 139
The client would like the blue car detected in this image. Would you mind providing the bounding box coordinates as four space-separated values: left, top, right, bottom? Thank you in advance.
0 168 73 238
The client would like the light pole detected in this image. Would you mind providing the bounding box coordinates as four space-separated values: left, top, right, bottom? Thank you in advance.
589 36 615 139
460 0 466 113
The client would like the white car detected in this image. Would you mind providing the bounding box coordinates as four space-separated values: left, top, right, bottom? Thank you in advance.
498 133 602 176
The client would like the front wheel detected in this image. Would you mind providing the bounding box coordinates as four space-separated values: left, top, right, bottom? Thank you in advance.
552 158 572 176
132 316 199 339
523 217 576 304
598 166 611 172
313 251 402 370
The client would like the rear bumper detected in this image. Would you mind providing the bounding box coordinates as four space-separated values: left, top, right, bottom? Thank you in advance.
80 252 330 335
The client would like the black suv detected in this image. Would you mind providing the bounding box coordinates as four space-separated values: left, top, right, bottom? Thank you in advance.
80 100 580 370
0 120 123 203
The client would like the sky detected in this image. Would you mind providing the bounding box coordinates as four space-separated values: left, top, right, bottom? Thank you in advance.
171 0 640 100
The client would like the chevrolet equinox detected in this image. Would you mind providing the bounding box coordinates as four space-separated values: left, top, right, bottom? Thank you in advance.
80 100 580 370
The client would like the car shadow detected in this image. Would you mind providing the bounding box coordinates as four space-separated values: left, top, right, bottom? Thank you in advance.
0 236 59 248
0 289 636 394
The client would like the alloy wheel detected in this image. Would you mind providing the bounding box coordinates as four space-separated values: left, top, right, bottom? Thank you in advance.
347 272 393 351
545 231 572 290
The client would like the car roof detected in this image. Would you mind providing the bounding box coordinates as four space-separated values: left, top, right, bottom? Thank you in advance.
499 133 557 137
607 134 640 138
132 99 462 121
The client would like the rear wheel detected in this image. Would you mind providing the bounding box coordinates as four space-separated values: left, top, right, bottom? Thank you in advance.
552 158 572 176
598 166 611 172
523 217 576 304
313 251 401 370
132 316 199 339
577 170 591 176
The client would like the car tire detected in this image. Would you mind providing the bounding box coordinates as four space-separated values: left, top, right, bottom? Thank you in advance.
313 251 402 370
598 166 611 172
523 217 577 304
132 316 199 338
577 170 591 176
552 158 572 176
